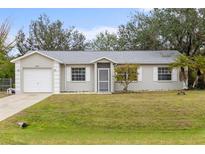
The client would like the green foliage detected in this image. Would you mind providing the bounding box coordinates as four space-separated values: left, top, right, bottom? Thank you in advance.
0 21 15 78
170 54 191 68
171 54 205 72
16 14 87 55
191 55 205 88
117 23 140 50
91 9 205 54
114 64 138 91
192 55 205 74
118 12 162 50
0 53 14 78
171 54 205 88
114 9 205 55
90 30 119 51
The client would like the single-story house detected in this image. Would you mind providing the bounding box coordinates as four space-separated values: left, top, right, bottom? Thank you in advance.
11 50 185 94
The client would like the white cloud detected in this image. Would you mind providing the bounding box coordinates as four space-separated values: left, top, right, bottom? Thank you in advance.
79 26 118 41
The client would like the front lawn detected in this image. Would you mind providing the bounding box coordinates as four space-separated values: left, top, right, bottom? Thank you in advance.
0 91 205 144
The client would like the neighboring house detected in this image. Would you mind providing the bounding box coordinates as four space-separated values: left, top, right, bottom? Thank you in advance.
11 50 184 94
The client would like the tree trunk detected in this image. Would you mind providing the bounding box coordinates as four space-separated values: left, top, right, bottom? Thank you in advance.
182 80 188 89
179 67 188 89
192 75 199 88
193 70 202 88
123 84 128 92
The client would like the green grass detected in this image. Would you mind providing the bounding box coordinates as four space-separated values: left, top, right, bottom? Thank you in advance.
1 91 205 144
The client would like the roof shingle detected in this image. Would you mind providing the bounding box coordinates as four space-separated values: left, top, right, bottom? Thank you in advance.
32 50 181 64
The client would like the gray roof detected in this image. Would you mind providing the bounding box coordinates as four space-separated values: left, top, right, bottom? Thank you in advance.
35 50 181 64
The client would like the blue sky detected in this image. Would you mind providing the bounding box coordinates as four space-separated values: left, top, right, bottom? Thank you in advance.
0 8 139 40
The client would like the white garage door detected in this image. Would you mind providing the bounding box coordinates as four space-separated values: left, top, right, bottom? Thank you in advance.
23 69 52 92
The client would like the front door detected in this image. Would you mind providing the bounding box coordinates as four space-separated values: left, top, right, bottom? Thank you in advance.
98 68 109 92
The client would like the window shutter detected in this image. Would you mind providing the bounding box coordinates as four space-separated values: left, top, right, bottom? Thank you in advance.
137 66 142 81
153 67 158 81
86 66 90 81
67 66 71 81
172 68 177 81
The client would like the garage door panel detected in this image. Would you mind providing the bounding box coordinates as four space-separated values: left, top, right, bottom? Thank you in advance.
23 69 52 92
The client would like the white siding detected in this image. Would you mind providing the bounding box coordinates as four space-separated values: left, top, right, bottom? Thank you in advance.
137 66 142 81
153 67 158 81
86 66 91 81
172 68 178 81
110 62 114 92
20 53 53 68
15 61 21 93
67 66 71 81
53 61 60 93
19 53 55 93
65 64 94 92
94 63 97 92
60 64 66 92
115 65 183 91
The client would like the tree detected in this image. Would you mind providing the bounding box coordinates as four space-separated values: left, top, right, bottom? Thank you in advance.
117 24 138 50
170 54 205 89
0 20 15 54
16 30 30 55
16 14 87 55
0 53 14 78
0 20 15 78
90 30 119 51
118 13 162 50
191 55 205 88
114 64 138 92
151 8 205 56
119 9 205 55
118 9 205 89
170 54 190 90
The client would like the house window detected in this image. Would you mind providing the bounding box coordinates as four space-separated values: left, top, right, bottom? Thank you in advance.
158 67 171 80
71 68 86 81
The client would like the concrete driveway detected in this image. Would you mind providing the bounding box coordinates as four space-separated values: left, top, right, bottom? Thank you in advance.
0 93 51 121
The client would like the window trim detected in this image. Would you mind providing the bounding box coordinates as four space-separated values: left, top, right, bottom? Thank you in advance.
157 67 172 81
71 67 86 82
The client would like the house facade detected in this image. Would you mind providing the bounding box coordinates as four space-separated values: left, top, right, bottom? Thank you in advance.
11 50 184 94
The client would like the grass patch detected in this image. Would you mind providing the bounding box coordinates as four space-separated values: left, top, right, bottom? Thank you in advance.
0 91 8 98
1 91 205 144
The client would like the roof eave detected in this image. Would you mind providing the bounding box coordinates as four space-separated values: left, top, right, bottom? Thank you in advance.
11 51 63 63
90 57 117 64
